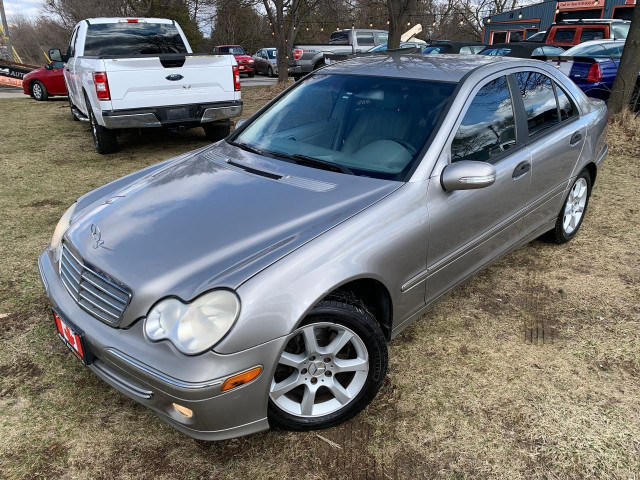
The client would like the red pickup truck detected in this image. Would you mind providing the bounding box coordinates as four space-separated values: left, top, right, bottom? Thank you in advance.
544 19 630 47
214 45 255 77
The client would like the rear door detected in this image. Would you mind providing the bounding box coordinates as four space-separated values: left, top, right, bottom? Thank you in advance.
512 70 586 237
64 24 80 104
425 74 532 303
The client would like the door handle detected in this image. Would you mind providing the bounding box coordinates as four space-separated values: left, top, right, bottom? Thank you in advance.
512 161 531 179
570 131 582 145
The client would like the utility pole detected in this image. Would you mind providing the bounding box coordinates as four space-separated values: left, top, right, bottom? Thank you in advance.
0 0 13 61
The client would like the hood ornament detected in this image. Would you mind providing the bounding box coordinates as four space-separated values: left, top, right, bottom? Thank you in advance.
91 224 104 249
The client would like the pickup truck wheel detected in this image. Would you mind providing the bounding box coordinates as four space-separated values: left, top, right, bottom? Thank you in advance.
203 121 231 141
87 98 118 154
31 81 48 101
268 296 387 431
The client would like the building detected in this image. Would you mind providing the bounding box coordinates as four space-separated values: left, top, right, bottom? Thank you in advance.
482 0 636 44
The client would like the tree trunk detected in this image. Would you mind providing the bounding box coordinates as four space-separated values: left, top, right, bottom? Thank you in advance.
607 5 640 114
277 35 289 83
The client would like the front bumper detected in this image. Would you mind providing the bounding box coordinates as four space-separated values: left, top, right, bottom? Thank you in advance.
100 101 243 129
38 248 286 440
237 64 254 74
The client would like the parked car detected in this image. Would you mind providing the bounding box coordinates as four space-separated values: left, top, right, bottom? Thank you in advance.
324 41 424 65
214 45 255 77
479 42 565 58
22 60 67 100
368 41 426 52
253 48 277 77
543 19 630 47
546 39 638 105
48 17 242 154
526 31 546 42
288 29 388 79
39 54 608 441
422 41 486 55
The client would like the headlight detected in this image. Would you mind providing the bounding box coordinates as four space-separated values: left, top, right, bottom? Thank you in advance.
248 59 254 63
144 290 240 355
51 202 77 263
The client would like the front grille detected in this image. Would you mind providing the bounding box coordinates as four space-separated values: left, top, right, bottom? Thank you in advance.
59 243 131 326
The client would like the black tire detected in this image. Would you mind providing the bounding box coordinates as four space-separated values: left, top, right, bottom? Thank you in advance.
267 66 274 78
86 94 118 154
31 80 48 101
203 121 231 141
545 170 592 244
248 70 255 78
69 98 79 121
268 295 388 431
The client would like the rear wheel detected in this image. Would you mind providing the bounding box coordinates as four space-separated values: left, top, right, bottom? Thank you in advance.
268 296 387 431
31 81 48 101
203 121 231 141
546 170 591 244
86 94 118 154
267 66 274 78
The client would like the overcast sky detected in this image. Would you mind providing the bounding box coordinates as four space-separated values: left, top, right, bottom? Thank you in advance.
4 0 42 19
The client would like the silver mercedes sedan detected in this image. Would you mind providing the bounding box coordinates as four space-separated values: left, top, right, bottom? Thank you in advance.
39 54 608 440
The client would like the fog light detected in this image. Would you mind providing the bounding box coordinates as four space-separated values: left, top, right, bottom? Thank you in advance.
221 366 263 392
172 403 193 418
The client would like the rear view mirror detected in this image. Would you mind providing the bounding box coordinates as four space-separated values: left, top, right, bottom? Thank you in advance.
441 160 496 191
48 48 62 62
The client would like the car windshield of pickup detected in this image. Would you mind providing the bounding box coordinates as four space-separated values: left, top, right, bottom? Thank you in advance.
83 23 188 56
218 46 246 54
232 74 456 180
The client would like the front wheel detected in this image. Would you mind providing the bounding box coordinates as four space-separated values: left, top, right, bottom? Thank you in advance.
267 66 274 78
31 81 48 101
248 70 255 78
268 297 387 431
546 170 591 244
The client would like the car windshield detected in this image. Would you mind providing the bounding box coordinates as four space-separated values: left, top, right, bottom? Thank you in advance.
479 48 511 56
611 24 629 39
84 22 187 56
563 41 625 58
267 49 276 58
232 74 455 181
219 46 245 54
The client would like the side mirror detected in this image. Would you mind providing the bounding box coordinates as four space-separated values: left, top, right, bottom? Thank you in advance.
45 63 53 70
49 48 63 62
441 160 496 191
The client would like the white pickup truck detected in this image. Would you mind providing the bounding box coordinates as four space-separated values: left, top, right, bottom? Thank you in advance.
49 17 242 154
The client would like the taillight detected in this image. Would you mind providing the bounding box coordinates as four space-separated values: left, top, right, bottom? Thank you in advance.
293 49 303 60
126 18 139 23
93 72 110 100
586 63 602 83
233 65 241 91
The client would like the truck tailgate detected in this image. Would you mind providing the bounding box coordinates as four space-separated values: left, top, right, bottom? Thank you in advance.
103 55 236 110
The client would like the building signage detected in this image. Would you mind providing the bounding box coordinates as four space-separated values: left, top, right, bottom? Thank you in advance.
557 0 605 10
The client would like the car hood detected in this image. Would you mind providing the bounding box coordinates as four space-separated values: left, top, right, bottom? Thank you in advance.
234 54 253 62
65 142 400 327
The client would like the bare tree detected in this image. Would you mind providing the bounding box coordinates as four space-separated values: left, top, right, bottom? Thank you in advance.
383 0 418 49
607 5 640 114
262 0 323 83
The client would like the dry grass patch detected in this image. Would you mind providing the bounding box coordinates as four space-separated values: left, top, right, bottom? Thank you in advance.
1 92 639 479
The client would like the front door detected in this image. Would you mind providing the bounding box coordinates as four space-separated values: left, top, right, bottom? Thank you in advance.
425 74 532 304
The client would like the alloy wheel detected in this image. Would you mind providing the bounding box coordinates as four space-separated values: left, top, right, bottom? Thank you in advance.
32 83 42 100
270 322 369 418
563 177 588 235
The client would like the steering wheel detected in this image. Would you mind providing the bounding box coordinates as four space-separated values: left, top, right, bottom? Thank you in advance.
388 138 417 155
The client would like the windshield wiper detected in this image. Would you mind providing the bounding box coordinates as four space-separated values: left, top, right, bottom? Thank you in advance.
229 141 267 156
270 152 354 175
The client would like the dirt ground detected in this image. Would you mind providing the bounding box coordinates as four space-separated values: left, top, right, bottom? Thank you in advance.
0 88 639 480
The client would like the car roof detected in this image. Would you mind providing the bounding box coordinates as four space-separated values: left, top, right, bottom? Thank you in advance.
318 54 516 82
482 42 556 54
553 19 630 25
85 17 173 24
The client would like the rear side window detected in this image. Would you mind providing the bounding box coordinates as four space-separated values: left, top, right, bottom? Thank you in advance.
356 32 375 46
555 84 578 121
377 32 388 44
329 32 349 45
84 23 187 56
451 76 516 163
580 28 605 42
514 72 559 137
552 29 576 43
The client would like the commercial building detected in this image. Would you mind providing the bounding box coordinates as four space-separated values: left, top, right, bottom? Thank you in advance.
482 0 636 44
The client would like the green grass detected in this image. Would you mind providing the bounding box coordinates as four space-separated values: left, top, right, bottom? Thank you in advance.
1 91 639 479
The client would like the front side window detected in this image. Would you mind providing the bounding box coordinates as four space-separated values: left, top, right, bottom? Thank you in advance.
514 72 559 137
356 33 375 46
451 76 516 163
234 74 456 180
580 28 605 42
480 48 511 56
552 28 576 43
84 23 187 56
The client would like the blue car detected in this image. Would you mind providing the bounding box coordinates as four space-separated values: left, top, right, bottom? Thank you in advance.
547 40 636 103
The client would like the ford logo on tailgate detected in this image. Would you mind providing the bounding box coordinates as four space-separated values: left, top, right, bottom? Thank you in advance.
166 74 183 81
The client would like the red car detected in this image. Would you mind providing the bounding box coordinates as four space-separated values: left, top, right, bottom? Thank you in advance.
22 61 67 101
214 45 254 77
